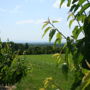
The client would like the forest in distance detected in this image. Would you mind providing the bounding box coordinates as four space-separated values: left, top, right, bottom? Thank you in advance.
2 41 65 55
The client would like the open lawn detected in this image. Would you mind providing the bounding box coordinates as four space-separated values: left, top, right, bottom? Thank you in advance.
15 54 74 90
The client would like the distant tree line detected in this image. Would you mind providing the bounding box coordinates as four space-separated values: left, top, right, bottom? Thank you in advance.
2 42 65 55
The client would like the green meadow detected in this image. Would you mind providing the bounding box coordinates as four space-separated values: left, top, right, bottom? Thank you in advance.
15 54 74 90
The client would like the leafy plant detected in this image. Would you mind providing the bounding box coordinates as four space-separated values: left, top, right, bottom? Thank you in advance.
40 77 62 90
0 40 31 86
42 0 90 89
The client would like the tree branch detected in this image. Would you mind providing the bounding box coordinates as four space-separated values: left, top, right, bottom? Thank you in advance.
49 22 67 40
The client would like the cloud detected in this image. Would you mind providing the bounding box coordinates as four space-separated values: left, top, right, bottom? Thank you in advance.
16 17 63 25
16 20 34 24
0 5 22 15
16 18 45 25
35 18 45 24
53 0 68 9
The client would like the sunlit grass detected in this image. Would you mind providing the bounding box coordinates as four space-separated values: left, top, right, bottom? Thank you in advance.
15 54 74 90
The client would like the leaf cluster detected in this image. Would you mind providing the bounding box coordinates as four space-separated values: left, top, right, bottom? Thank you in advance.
42 0 90 89
0 40 31 85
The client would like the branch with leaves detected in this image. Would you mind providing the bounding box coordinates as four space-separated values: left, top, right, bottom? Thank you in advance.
42 18 67 46
42 0 90 90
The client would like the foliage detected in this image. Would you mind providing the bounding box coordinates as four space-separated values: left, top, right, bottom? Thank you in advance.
2 42 64 55
42 0 90 89
40 77 62 90
0 40 31 85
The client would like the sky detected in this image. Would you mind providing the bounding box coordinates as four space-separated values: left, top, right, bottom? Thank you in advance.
0 0 74 43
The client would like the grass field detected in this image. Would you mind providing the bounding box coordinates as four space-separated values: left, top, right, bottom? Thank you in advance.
15 54 74 90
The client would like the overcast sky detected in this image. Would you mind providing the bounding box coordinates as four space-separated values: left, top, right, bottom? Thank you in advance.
0 0 73 43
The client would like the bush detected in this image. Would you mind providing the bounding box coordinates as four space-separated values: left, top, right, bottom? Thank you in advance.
0 40 31 86
6 57 29 85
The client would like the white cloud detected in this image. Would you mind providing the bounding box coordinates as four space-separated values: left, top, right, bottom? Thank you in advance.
35 18 45 24
16 18 45 25
16 20 34 24
0 5 22 14
53 0 68 9
16 18 62 25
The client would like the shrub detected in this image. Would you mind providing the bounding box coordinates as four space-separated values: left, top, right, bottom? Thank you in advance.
0 40 31 86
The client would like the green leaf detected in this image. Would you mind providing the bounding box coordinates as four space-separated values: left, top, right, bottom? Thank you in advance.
78 3 90 15
69 4 77 12
67 13 74 21
54 33 62 45
54 38 60 46
72 26 78 39
72 26 83 39
42 23 48 29
80 72 90 90
78 0 85 6
67 0 71 7
71 70 84 90
56 32 61 39
72 0 78 4
65 47 69 64
42 27 52 38
74 4 80 13
52 20 60 23
69 19 74 28
77 14 86 23
49 29 56 42
60 0 65 7
61 63 68 78
74 0 86 13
